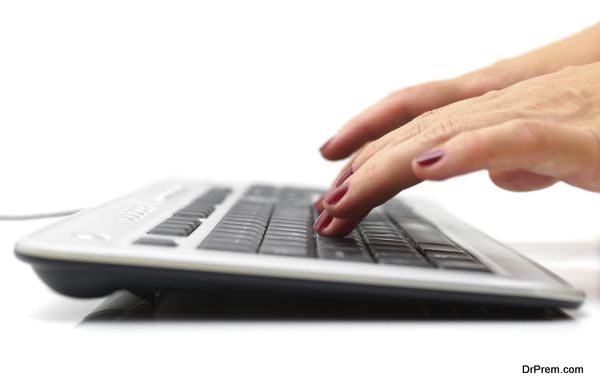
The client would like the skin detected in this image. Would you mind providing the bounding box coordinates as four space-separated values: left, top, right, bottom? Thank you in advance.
315 23 600 237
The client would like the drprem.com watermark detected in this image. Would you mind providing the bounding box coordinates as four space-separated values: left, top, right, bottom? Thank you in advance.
522 365 583 374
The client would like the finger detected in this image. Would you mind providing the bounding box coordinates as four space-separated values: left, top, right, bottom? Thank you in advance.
350 94 516 172
320 119 595 223
313 210 367 237
321 137 426 220
314 143 371 213
320 80 464 161
314 160 354 213
313 164 354 213
313 194 326 214
319 109 490 220
412 119 596 182
488 169 558 192
319 93 413 161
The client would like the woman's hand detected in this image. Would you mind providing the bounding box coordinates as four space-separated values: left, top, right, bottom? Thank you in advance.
314 62 600 236
314 68 512 216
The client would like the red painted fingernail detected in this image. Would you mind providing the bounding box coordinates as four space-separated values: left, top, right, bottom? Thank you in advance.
335 166 354 187
323 183 349 205
319 137 334 152
415 149 444 167
313 211 334 232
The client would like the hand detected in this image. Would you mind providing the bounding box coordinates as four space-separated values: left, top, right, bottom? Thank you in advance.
314 68 508 215
314 62 600 236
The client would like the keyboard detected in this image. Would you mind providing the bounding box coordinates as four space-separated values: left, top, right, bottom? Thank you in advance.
15 179 584 309
135 185 489 273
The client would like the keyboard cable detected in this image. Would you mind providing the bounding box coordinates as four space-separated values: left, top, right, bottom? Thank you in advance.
0 209 83 221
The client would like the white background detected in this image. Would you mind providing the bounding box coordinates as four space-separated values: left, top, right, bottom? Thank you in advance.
0 1 599 388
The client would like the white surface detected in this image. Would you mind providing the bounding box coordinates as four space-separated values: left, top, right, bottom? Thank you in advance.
1 0 600 387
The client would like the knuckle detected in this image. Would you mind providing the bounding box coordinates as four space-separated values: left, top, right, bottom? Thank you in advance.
429 118 459 143
360 159 379 181
458 129 486 150
482 88 504 101
402 109 441 140
511 119 545 149
400 110 457 147
355 140 383 166
406 119 428 141
418 109 437 121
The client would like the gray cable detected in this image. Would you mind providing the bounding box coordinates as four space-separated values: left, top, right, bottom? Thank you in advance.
0 209 83 221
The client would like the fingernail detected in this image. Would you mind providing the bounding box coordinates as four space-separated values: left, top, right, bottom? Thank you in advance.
323 183 349 206
335 166 354 187
319 137 334 152
313 211 334 232
415 149 444 167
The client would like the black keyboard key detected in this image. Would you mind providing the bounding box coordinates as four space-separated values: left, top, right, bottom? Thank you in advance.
201 241 257 253
318 247 372 262
375 250 421 258
263 234 309 243
202 234 260 248
165 188 230 227
371 246 420 256
266 224 308 233
223 217 268 227
148 226 190 237
317 236 365 250
427 252 475 261
217 223 265 235
158 222 195 235
434 260 490 272
377 256 430 267
161 219 198 228
180 205 215 214
245 185 278 198
148 211 203 237
259 203 315 257
207 232 262 243
400 221 451 245
420 243 462 253
366 239 412 248
316 235 372 262
134 237 177 247
193 188 231 204
167 216 202 228
211 225 264 236
174 205 214 218
174 210 209 218
199 200 273 253
260 244 313 257
371 244 431 265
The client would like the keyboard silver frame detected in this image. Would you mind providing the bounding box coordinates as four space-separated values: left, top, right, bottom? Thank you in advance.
14 179 585 306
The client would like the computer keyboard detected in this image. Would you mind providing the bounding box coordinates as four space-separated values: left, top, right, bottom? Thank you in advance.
15 179 584 307
136 185 490 273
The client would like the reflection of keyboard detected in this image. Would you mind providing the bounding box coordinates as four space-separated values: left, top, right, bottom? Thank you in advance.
138 185 488 272
15 179 584 309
